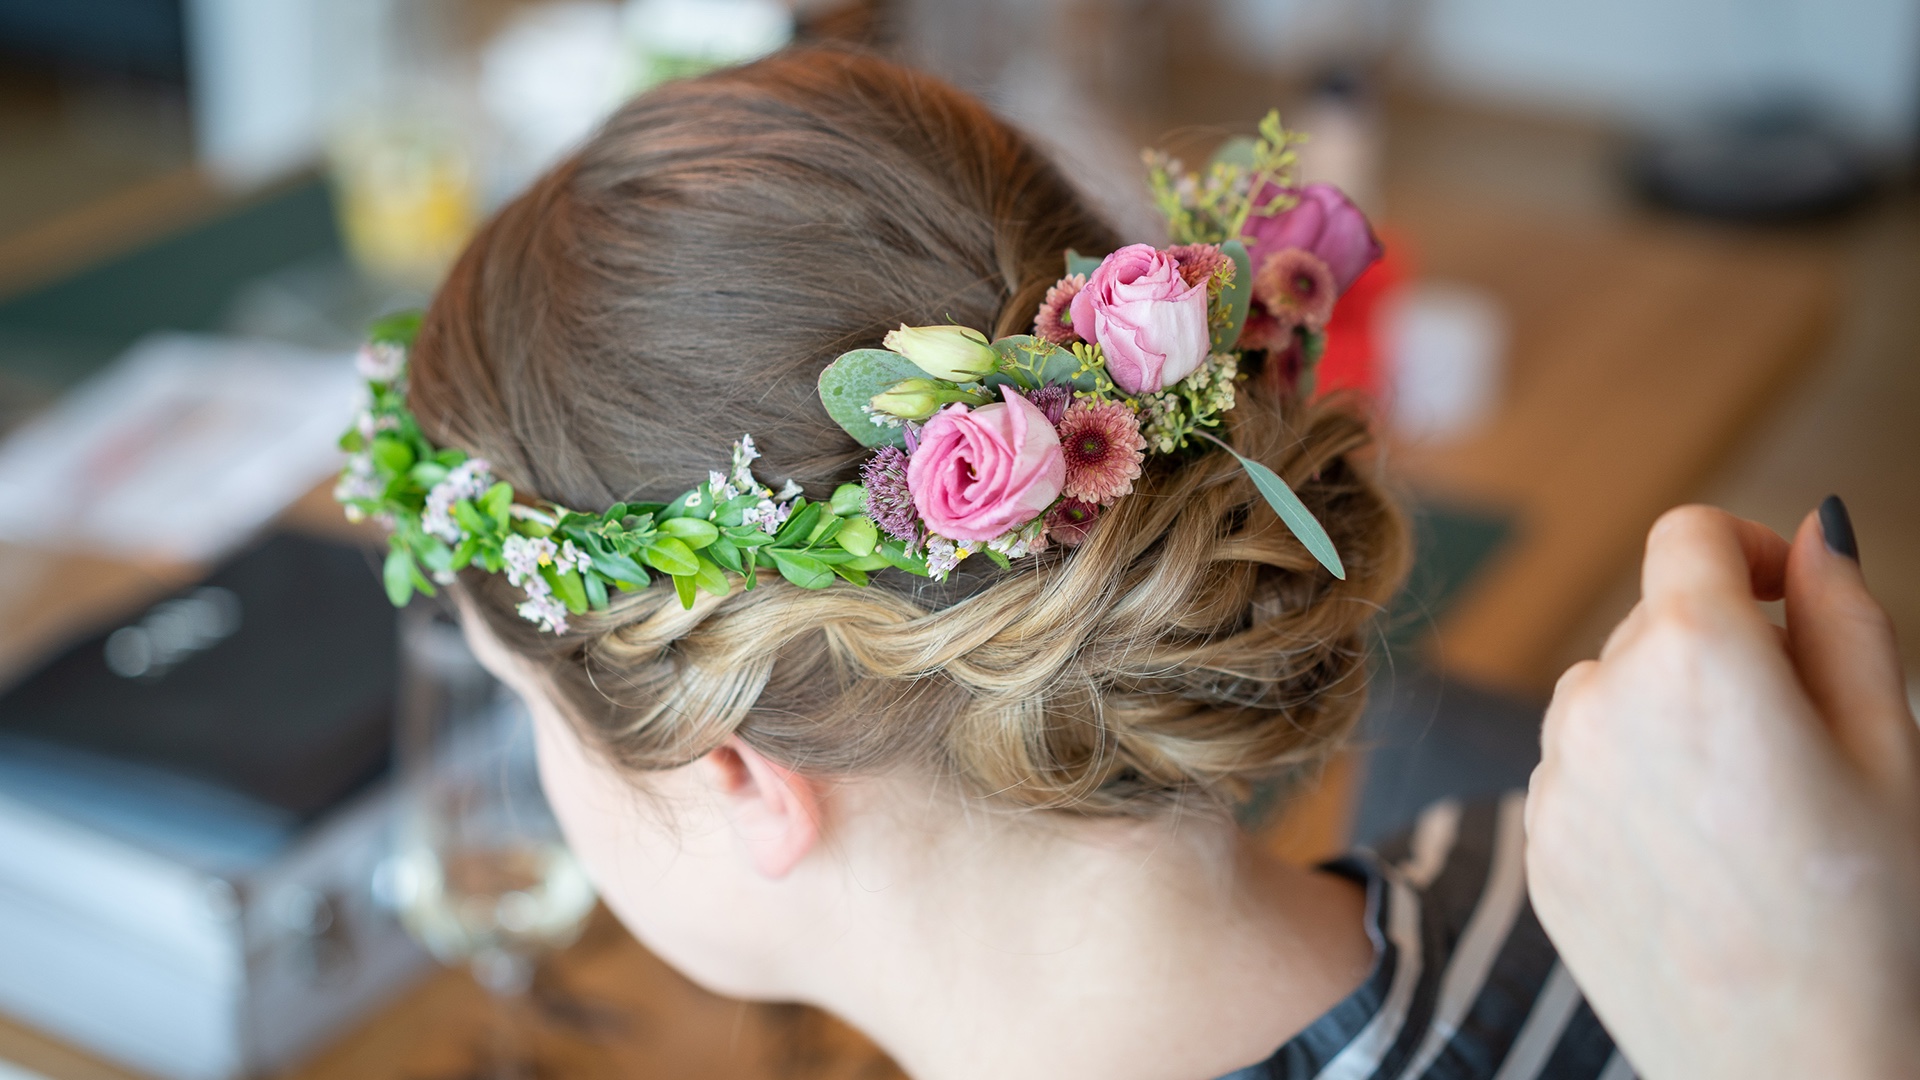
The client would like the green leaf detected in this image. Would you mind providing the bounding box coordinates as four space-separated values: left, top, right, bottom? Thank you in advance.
809 514 843 547
641 537 699 577
842 551 891 572
835 516 879 558
816 349 923 448
1198 432 1345 580
480 482 513 529
1297 328 1327 399
829 483 867 517
983 548 1012 570
416 536 454 573
601 502 629 523
453 500 489 535
673 574 697 609
693 557 730 597
435 448 467 468
775 501 821 545
1064 249 1105 278
1213 239 1254 353
660 484 712 520
1209 134 1259 170
451 537 481 569
409 461 450 488
587 544 649 586
371 437 414 475
547 566 589 615
767 548 834 589
583 571 609 610
980 336 1100 393
659 517 719 548
367 309 423 349
877 538 930 575
723 525 777 547
383 546 418 607
831 565 870 587
706 537 744 573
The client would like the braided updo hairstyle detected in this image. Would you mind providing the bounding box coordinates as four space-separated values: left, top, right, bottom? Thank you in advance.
409 48 1409 818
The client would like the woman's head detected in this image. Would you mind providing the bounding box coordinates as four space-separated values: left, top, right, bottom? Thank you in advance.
413 48 1405 852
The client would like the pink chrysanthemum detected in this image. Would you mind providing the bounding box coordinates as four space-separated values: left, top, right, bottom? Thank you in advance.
1056 400 1146 504
1167 243 1232 289
1253 248 1337 332
1033 274 1087 345
1023 384 1071 426
861 445 919 542
1045 499 1102 547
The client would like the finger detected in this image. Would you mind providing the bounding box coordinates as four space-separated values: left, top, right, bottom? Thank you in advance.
1642 505 1791 609
1541 659 1597 767
1786 498 1920 802
1598 601 1649 662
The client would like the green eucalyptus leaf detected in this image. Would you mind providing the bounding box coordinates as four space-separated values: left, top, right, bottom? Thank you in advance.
1213 239 1254 353
641 537 699 577
1200 433 1345 580
1064 249 1105 278
980 336 1099 393
816 349 922 449
767 548 834 590
659 517 719 548
828 483 867 517
835 516 879 558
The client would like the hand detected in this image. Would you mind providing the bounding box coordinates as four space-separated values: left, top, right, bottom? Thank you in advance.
1525 501 1920 1079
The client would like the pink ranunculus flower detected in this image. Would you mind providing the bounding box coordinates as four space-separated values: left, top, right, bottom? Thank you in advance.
1242 182 1383 294
1069 244 1212 395
907 389 1065 542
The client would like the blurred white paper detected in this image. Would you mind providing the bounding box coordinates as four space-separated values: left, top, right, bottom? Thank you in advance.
0 334 359 562
1381 283 1507 442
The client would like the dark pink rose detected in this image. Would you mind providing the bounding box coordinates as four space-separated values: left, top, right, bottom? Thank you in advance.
1069 244 1211 395
907 388 1065 542
1242 182 1382 293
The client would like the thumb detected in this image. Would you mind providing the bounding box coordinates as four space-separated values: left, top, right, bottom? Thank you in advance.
1785 495 1920 803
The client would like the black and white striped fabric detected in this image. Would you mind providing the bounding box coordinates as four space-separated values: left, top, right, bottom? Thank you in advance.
1219 794 1637 1080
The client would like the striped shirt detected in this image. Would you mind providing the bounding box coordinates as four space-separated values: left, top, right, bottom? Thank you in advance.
1219 794 1637 1080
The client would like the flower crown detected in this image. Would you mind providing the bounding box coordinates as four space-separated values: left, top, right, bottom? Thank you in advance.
337 113 1382 634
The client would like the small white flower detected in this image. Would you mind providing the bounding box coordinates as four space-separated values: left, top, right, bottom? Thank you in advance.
924 537 969 581
709 470 737 501
501 534 558 588
775 479 804 501
422 459 494 544
554 539 585 575
740 499 791 536
516 593 569 634
357 341 407 381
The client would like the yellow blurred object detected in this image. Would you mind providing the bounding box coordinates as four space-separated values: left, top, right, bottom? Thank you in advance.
329 120 478 289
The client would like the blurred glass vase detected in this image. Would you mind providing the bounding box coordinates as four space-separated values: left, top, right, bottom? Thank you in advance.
388 608 596 1007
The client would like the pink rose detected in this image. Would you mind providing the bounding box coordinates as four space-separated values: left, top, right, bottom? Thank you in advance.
907 389 1065 542
1241 182 1383 293
1069 244 1212 395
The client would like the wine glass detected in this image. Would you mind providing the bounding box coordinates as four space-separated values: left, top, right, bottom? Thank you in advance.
386 606 597 1075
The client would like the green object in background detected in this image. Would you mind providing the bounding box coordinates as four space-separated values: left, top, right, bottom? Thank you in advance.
0 178 342 389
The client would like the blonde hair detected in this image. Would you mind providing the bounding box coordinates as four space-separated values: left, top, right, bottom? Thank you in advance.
409 48 1409 817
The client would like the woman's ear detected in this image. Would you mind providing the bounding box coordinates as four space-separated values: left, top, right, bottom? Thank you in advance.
704 736 822 879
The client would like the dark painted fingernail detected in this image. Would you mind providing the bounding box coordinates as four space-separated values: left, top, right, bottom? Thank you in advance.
1819 494 1859 563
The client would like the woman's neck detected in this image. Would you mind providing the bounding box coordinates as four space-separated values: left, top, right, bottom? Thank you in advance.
784 795 1373 1080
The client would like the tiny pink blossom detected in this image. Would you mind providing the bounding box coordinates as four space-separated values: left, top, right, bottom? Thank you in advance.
1045 499 1102 547
1033 274 1087 345
1166 243 1232 289
1253 248 1337 332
